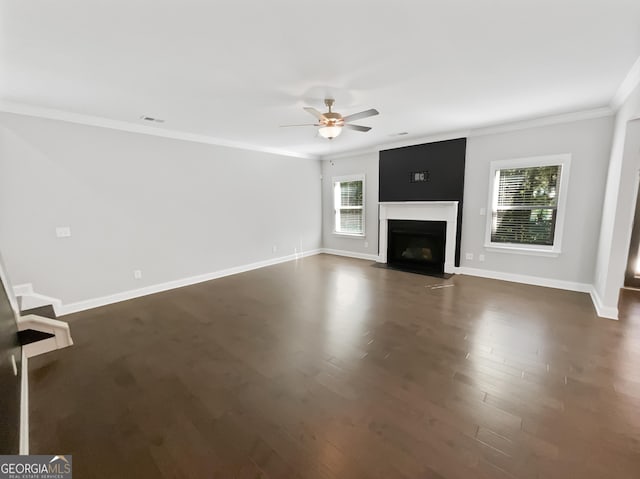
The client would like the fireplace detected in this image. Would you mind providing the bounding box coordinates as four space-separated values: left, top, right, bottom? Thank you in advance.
378 201 458 274
387 220 446 274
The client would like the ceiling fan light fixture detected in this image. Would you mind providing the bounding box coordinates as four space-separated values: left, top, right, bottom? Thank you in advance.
318 125 342 139
288 99 379 138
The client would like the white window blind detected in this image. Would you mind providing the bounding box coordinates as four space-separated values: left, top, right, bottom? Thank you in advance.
491 165 562 246
334 177 364 235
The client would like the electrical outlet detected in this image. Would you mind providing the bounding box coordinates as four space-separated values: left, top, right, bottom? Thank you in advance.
465 253 474 260
133 270 142 279
272 245 277 253
479 208 486 216
56 226 71 238
479 254 485 262
364 241 369 248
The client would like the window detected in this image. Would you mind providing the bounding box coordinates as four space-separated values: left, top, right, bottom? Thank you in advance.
333 175 365 236
485 155 570 255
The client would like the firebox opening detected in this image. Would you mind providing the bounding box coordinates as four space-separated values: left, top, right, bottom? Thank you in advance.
387 220 446 276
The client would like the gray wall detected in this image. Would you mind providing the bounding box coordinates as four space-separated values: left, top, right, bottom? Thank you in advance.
0 111 616 306
322 153 379 257
321 115 614 284
0 113 322 304
461 116 613 283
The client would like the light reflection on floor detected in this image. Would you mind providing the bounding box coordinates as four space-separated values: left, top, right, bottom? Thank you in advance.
324 269 371 360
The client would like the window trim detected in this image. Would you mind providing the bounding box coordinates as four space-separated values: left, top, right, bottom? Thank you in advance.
484 154 571 256
332 174 366 238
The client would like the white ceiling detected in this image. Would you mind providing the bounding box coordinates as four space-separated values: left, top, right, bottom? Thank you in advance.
1 0 639 159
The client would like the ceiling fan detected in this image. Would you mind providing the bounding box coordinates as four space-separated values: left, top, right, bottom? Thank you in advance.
281 99 379 139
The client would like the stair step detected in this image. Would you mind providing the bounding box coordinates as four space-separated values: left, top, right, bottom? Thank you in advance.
17 329 56 346
18 314 74 358
21 304 56 320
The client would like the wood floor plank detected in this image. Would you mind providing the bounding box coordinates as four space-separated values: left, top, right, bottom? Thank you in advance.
28 255 640 478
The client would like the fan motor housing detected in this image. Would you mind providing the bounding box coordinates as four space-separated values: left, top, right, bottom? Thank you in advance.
323 112 342 121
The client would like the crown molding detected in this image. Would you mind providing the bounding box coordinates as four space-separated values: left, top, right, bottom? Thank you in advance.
0 99 614 163
470 106 613 137
323 148 379 161
0 101 319 160
321 106 613 160
611 55 640 111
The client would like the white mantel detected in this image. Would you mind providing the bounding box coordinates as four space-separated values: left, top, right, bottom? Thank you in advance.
378 201 459 273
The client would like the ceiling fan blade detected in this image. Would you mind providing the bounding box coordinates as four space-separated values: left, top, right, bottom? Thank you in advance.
303 107 327 120
343 108 379 123
279 123 319 127
344 124 372 132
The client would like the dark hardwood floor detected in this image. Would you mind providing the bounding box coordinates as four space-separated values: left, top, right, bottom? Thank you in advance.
29 255 640 478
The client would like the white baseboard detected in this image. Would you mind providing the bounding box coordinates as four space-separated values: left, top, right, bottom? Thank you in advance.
455 266 592 293
589 286 619 320
456 266 621 319
320 248 379 262
15 252 618 322
13 284 34 297
19 350 29 455
313 257 616 320
57 249 322 316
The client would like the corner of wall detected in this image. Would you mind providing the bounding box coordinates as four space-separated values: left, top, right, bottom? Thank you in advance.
589 286 619 320
592 87 640 314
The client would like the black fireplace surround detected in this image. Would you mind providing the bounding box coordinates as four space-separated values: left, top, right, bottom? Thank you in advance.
387 220 446 275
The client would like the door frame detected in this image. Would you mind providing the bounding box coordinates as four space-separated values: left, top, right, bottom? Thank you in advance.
625 171 640 288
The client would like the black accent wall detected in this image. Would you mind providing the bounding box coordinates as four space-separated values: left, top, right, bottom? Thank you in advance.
379 138 466 266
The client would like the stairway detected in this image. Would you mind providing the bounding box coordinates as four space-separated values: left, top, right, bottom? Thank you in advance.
17 297 73 358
